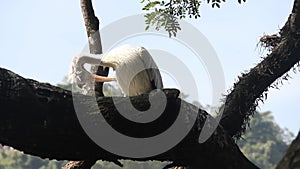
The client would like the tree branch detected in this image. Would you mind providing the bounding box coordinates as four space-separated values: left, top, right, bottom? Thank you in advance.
220 0 300 139
0 67 258 169
80 0 108 96
2 0 300 168
70 1 108 167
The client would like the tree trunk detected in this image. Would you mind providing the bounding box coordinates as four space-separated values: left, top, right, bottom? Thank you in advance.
1 0 300 168
80 0 108 96
0 67 258 169
220 0 300 140
64 0 108 168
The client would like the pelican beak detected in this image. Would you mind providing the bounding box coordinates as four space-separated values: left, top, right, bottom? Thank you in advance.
94 74 116 82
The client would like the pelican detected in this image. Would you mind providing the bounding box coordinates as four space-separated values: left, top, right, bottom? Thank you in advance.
69 45 163 96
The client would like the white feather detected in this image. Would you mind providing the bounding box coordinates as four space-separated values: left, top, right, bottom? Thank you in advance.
69 53 102 95
69 45 163 96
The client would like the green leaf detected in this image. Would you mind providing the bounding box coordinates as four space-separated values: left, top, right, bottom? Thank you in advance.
142 1 160 10
195 1 200 8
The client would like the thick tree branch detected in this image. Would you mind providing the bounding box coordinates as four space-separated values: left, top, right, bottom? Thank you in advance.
220 0 300 139
0 67 258 169
1 0 299 168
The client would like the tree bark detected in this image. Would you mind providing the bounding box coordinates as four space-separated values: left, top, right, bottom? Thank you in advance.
61 160 97 169
0 67 258 169
64 0 108 168
220 0 300 139
1 0 300 168
80 0 108 97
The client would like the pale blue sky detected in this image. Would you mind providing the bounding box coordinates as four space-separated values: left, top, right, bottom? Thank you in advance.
1 0 299 135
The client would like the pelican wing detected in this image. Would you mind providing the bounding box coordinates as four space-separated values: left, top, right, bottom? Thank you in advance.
138 47 163 89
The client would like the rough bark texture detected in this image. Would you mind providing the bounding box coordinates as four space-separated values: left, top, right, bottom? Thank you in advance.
220 0 300 139
276 132 300 169
61 160 97 169
1 0 300 168
66 0 108 168
0 67 258 169
80 0 108 97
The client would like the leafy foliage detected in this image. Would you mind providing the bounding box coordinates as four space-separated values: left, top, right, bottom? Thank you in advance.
56 83 73 91
0 147 65 169
238 111 294 169
145 10 181 37
102 83 123 96
141 0 246 36
92 160 168 169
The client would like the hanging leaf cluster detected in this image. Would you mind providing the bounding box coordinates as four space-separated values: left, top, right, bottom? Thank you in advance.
141 0 246 37
144 9 181 37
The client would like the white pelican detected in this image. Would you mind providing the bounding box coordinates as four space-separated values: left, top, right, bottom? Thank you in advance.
70 45 163 96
